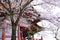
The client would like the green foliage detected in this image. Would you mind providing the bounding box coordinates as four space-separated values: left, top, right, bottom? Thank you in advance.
26 24 43 40
29 24 43 35
0 22 2 26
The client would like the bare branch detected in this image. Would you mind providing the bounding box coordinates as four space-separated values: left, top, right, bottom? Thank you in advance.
21 0 33 11
19 0 23 6
7 0 14 25
15 0 33 26
0 1 10 12
31 3 44 6
43 0 57 6
7 0 11 11
18 0 23 13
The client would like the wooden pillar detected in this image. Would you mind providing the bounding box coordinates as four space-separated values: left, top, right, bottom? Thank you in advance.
2 27 5 40
18 21 21 40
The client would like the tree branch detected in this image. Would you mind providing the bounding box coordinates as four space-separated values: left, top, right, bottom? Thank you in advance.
21 0 33 11
19 0 23 6
7 0 14 25
8 0 11 11
0 1 10 12
15 0 33 26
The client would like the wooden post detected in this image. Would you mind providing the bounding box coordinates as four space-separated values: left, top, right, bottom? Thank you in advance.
2 27 5 40
18 21 21 40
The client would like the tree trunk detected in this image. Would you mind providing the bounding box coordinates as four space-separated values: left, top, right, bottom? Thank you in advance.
55 37 59 40
11 24 16 40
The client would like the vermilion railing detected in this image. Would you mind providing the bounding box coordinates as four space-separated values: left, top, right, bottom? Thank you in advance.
2 27 43 40
1 21 43 40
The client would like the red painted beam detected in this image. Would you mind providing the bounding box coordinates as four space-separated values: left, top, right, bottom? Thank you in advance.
5 36 18 38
